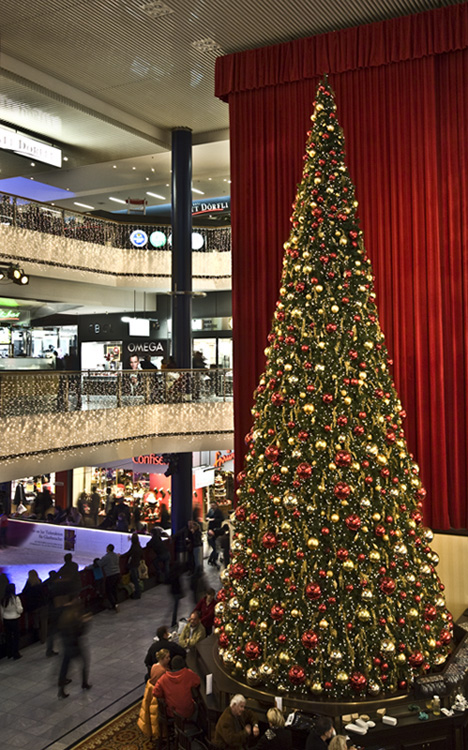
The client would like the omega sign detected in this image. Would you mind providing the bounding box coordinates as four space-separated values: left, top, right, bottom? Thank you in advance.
126 341 166 355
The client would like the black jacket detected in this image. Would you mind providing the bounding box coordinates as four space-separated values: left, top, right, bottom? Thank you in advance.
145 637 186 669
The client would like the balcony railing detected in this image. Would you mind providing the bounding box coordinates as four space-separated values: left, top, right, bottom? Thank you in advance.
0 192 231 253
0 368 233 418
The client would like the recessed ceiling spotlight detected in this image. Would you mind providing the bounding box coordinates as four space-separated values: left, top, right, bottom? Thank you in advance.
151 168 155 172
192 188 204 195
208 178 212 181
74 202 95 210
147 191 166 200
146 177 150 181
30 177 34 180
30 162 35 167
191 37 223 54
132 167 136 170
113 165 117 168
166 183 169 187
63 156 69 162
109 197 126 204
139 0 175 19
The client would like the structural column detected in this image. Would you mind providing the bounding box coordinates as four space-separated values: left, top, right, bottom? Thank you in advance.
170 127 193 537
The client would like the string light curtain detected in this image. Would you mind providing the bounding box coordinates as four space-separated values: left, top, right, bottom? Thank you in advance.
215 3 468 529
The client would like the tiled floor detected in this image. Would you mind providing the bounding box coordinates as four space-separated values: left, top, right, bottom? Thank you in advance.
0 564 221 750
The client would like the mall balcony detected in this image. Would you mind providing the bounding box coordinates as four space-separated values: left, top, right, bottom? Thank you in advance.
0 192 234 482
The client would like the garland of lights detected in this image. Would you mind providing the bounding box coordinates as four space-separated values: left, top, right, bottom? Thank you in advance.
215 77 453 701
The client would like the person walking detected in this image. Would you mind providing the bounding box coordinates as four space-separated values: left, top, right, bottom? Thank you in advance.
57 599 92 698
89 486 101 527
1 583 23 659
98 543 121 611
126 532 143 599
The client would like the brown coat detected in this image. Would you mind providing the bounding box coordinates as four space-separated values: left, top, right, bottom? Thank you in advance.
214 706 257 750
137 679 159 739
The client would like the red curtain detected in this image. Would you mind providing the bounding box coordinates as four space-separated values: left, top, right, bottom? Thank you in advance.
217 4 468 529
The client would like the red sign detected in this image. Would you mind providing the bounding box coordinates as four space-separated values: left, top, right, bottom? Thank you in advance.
132 454 166 465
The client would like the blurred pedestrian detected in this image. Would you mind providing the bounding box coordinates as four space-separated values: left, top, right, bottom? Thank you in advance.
126 532 143 599
1 583 23 659
57 599 92 698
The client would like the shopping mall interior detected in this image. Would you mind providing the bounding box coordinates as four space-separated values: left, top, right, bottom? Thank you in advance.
1 2 468 750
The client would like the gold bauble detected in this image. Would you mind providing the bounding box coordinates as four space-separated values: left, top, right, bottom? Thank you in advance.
369 550 381 563
288 437 295 446
299 392 306 399
396 653 407 664
394 542 408 556
422 527 434 543
260 663 273 677
315 439 327 450
372 513 381 522
330 650 343 664
377 454 388 466
331 513 340 523
381 639 395 654
361 525 369 533
367 443 379 455
225 623 233 634
331 304 339 313
319 619 329 630
281 521 291 533
223 650 235 666
326 570 334 577
367 680 381 696
235 660 243 670
364 341 373 350
284 363 293 371
406 573 416 584
273 496 281 505
427 638 437 650
329 462 337 471
277 683 289 694
215 602 225 616
343 559 355 571
361 589 373 601
434 654 447 665
419 564 432 575
407 608 419 620
361 498 371 509
307 537 320 550
310 681 324 695
275 557 285 566
291 609 301 618
280 466 289 474
435 596 445 608
229 597 240 611
249 598 260 611
315 285 323 293
278 652 291 665
344 397 352 405
336 671 349 684
246 667 261 685
303 404 315 414
357 608 371 622
283 493 298 509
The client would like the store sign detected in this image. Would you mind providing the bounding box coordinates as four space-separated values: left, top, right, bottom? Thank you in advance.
0 308 21 321
129 229 148 247
192 200 229 216
125 340 166 356
214 450 235 468
0 125 62 167
132 454 166 465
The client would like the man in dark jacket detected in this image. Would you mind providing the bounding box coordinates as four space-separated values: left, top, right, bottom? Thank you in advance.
214 694 259 750
144 625 186 677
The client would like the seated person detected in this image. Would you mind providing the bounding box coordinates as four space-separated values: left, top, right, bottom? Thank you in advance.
214 694 260 750
329 737 358 750
179 610 206 648
254 707 292 750
153 655 200 719
145 625 186 676
305 716 335 750
150 648 171 685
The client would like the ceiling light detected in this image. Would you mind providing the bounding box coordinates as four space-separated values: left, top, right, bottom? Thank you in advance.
113 165 117 168
147 191 166 200
191 38 223 54
30 162 35 167
192 188 204 195
7 264 29 285
63 156 69 162
132 167 136 170
208 178 212 181
74 202 94 210
151 168 155 172
109 197 126 204
146 177 150 181
139 1 174 19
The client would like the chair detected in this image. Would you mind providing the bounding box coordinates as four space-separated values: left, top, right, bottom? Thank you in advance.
157 697 176 750
173 709 203 750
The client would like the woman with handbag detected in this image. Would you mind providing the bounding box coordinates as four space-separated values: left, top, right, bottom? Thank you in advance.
1 583 23 659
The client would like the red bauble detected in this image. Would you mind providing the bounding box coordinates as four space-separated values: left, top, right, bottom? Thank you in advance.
305 582 322 600
334 482 351 500
298 430 309 441
271 392 285 406
386 430 396 443
297 462 313 479
337 415 348 426
270 474 281 486
350 672 367 692
335 450 352 468
345 514 361 532
218 633 229 647
337 548 349 561
424 605 437 621
326 323 337 334
288 665 306 685
380 577 396 595
249 513 258 523
230 563 247 580
271 603 285 621
278 634 287 643
375 524 386 537
322 393 334 404
262 532 278 549
439 628 452 644
408 650 425 667
302 630 319 648
245 641 261 660
265 446 280 462
235 506 246 521
410 510 423 525
237 471 246 485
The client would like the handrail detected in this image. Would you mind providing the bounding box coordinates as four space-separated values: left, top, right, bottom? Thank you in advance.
0 367 233 418
0 191 231 253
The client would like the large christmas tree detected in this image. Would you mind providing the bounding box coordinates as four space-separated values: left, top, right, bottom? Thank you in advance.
216 77 453 700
